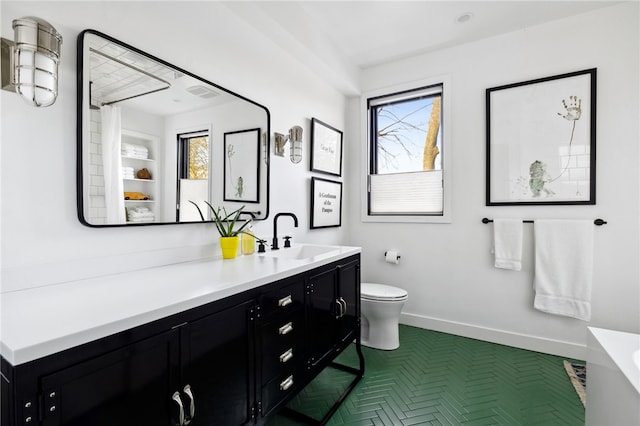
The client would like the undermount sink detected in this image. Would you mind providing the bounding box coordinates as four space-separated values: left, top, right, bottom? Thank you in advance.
262 244 339 260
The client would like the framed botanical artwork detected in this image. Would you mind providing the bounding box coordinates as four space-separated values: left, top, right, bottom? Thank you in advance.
310 177 342 229
223 128 260 203
310 117 343 176
486 68 596 205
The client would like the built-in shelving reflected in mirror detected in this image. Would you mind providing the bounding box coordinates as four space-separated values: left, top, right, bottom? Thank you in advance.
77 30 270 226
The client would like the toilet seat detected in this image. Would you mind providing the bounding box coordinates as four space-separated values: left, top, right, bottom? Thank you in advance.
361 283 408 301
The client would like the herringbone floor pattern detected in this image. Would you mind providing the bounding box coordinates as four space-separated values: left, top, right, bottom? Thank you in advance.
269 325 585 425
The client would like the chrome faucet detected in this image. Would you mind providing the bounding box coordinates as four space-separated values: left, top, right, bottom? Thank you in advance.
272 212 298 250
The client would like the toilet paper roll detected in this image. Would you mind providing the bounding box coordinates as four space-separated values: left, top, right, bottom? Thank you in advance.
385 250 400 264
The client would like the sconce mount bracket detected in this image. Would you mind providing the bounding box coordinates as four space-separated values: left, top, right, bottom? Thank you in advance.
1 38 16 92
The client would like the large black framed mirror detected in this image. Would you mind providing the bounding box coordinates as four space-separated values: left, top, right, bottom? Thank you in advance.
77 30 270 226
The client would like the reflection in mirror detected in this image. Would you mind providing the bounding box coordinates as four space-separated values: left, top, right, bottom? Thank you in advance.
77 30 270 226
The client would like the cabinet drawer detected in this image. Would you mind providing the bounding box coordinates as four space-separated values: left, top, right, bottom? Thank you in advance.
259 279 304 319
261 368 301 417
261 343 304 384
260 313 303 349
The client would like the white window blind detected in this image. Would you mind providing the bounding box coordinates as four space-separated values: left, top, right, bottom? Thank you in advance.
369 170 443 215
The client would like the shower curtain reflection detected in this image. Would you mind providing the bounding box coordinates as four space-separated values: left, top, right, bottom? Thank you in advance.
100 105 125 224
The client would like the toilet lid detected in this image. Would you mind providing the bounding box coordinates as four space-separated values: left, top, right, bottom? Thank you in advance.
361 283 408 301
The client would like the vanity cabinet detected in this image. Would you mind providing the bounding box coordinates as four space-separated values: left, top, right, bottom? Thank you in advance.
3 296 256 426
1 254 361 426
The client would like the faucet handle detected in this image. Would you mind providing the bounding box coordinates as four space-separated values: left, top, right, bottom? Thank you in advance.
283 236 292 248
257 240 267 253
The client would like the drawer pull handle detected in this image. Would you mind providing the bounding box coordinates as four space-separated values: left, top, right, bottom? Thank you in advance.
183 385 195 425
278 294 293 307
279 322 293 335
279 348 294 363
172 391 185 426
280 375 294 391
335 298 347 318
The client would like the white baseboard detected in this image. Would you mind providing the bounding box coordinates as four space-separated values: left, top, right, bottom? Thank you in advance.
400 312 587 360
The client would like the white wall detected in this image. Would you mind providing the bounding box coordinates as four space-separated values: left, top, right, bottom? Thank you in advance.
346 2 639 358
0 2 348 289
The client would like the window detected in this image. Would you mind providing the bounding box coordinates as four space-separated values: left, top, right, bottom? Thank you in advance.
366 83 447 219
177 130 209 221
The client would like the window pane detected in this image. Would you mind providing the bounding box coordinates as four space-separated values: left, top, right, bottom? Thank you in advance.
374 94 442 174
188 136 209 179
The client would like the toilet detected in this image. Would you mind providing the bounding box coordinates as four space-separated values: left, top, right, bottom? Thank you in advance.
360 283 408 350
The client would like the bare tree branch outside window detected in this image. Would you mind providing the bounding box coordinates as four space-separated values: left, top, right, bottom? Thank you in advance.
375 96 442 174
188 136 209 179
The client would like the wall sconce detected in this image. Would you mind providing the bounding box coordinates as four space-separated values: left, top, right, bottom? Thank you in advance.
274 126 303 164
1 17 63 107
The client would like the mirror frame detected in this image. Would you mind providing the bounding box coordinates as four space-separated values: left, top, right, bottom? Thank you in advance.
76 29 270 227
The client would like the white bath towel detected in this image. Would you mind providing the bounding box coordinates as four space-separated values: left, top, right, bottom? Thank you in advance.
493 219 523 271
533 220 594 321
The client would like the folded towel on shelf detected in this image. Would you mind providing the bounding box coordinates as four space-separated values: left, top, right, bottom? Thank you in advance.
123 153 149 160
493 218 523 271
533 220 594 321
127 208 155 223
121 142 148 152
127 207 154 218
127 217 155 223
122 167 135 179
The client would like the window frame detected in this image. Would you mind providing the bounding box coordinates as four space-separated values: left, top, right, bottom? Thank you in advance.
361 75 452 224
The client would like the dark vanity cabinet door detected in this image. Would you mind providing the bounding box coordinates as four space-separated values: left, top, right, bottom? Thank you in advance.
180 299 256 426
305 268 338 368
38 330 180 426
336 259 360 347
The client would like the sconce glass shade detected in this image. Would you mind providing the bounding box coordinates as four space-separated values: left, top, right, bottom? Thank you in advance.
12 17 62 107
289 125 303 164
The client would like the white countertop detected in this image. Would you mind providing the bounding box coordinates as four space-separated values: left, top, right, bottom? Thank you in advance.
1 244 361 366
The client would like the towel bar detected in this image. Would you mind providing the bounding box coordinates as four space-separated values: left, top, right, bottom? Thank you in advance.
481 218 607 226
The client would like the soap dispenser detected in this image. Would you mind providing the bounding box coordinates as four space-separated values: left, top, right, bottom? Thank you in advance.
241 225 256 255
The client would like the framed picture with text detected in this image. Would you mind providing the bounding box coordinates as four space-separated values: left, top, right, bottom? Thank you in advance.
310 177 342 229
486 68 596 205
310 117 343 176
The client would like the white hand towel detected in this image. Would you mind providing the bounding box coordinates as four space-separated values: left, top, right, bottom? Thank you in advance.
533 220 594 321
493 219 523 270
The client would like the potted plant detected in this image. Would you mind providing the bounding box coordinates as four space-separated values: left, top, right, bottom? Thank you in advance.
189 201 252 259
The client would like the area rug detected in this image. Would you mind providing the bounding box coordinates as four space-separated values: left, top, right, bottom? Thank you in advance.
563 360 586 407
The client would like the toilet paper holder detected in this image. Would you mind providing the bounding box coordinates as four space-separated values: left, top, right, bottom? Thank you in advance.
384 251 401 261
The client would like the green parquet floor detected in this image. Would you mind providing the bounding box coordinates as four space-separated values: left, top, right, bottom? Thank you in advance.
268 325 585 426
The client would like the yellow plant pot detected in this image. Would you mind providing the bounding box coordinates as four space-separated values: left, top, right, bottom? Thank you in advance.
219 236 239 259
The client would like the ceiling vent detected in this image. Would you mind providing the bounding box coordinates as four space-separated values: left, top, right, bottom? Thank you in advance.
186 85 220 99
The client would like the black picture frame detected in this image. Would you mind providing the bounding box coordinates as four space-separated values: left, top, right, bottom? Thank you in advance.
223 128 260 203
310 177 342 229
486 68 596 206
310 117 343 176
